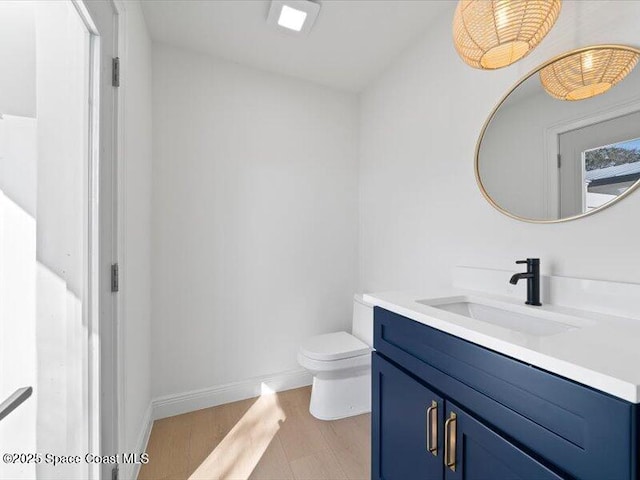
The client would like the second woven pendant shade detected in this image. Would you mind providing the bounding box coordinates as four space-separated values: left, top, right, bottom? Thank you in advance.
453 0 562 69
539 48 640 101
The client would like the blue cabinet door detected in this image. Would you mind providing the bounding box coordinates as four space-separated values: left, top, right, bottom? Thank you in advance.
444 403 564 480
372 353 444 480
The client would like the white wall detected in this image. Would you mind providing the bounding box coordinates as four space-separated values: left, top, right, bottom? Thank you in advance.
118 0 153 474
359 0 640 295
0 1 36 118
151 45 359 399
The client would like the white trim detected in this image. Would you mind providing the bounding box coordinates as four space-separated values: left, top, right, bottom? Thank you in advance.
112 0 128 462
542 123 560 219
84 10 102 479
544 96 640 218
121 402 152 480
71 1 98 32
152 369 313 420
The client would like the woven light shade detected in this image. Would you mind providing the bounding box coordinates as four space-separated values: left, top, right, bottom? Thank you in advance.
540 48 640 101
453 0 562 69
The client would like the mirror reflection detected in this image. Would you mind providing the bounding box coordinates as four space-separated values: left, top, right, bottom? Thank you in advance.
477 46 640 222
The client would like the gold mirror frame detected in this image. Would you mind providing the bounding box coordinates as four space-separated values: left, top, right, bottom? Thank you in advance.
475 44 640 224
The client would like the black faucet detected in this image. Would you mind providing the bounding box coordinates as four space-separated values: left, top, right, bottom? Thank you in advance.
509 258 542 306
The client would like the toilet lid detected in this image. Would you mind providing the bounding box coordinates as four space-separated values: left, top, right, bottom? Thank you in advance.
300 331 370 361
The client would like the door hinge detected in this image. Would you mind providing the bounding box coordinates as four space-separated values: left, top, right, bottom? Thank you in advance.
111 466 119 480
111 263 119 293
557 153 562 169
112 57 120 87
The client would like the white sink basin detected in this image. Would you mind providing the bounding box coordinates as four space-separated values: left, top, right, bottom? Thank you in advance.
417 297 587 337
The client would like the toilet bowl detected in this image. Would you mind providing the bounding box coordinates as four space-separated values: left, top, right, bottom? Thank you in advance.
297 295 374 420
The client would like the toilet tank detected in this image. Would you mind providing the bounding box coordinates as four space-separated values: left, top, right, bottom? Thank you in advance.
352 294 374 347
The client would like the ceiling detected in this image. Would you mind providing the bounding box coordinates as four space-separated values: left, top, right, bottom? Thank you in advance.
141 0 452 92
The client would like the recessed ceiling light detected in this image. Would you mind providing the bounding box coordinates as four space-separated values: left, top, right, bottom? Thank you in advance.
278 5 307 32
267 1 320 35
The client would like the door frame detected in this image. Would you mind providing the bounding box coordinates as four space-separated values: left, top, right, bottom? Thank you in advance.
112 0 127 468
73 1 120 478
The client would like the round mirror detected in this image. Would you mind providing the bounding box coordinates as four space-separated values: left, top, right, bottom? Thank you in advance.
476 45 640 223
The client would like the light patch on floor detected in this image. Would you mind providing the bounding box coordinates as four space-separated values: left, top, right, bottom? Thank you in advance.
189 392 284 479
138 386 370 480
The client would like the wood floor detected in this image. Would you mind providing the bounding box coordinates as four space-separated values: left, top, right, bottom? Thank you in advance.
138 386 371 480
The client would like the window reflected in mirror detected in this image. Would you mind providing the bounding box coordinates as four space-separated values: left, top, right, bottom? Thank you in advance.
584 136 640 212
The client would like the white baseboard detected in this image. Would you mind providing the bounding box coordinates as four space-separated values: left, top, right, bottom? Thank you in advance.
152 368 312 420
122 402 153 480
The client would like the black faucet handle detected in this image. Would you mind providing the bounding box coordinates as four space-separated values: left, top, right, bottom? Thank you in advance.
516 258 540 265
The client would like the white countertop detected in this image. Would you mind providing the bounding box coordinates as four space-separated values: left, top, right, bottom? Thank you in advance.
364 289 640 403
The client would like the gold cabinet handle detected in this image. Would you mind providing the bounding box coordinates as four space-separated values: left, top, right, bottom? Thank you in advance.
426 400 438 456
444 412 457 471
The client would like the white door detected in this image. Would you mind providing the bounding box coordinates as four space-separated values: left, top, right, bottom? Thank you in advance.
558 110 640 217
0 1 118 479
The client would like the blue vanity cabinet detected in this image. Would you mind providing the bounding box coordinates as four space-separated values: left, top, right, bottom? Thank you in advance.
372 307 639 480
444 403 563 480
372 353 444 480
373 353 562 480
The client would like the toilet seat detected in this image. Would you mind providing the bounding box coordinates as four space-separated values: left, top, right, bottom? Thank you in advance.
297 349 370 373
299 331 370 361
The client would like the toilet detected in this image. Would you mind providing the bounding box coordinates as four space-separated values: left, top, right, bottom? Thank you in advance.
297 294 374 420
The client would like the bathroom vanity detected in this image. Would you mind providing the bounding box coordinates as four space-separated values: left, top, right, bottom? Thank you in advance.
367 277 640 480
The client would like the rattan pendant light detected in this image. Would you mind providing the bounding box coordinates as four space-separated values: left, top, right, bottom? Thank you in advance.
539 48 640 101
453 0 562 69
